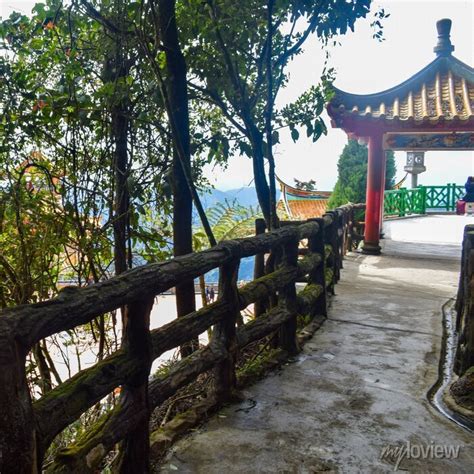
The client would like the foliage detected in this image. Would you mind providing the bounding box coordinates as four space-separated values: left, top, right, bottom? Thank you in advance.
180 0 382 223
0 160 67 306
0 0 389 468
0 0 176 421
236 346 281 381
328 140 396 208
193 200 262 250
0 0 173 287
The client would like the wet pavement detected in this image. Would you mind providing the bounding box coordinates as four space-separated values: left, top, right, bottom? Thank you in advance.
158 216 474 473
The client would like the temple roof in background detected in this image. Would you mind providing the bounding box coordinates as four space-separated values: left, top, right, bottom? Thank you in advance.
276 176 331 220
277 199 329 220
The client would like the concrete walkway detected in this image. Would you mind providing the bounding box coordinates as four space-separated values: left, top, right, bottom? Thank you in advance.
159 219 474 473
382 214 474 260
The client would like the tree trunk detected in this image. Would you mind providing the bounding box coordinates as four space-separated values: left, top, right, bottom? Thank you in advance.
106 4 149 469
116 298 154 473
199 274 208 308
157 0 198 357
109 56 129 277
247 121 272 225
33 342 52 395
264 0 278 230
0 333 37 472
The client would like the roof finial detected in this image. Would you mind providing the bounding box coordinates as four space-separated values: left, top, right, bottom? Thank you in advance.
434 18 455 57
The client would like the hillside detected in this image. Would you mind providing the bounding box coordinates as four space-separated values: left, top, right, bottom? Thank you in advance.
199 186 275 209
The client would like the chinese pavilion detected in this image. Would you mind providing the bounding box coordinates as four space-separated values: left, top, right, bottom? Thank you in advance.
327 19 474 254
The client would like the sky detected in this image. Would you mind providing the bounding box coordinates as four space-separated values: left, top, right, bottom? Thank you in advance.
2 0 473 191
205 0 474 191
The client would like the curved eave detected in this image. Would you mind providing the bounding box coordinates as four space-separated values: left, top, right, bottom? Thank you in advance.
327 53 474 132
329 55 473 109
276 175 331 199
327 113 474 135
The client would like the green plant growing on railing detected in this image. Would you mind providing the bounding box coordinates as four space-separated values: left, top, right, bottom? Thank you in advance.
236 347 282 381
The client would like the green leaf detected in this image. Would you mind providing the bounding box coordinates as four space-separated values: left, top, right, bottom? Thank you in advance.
239 141 252 157
290 128 299 142
30 38 43 50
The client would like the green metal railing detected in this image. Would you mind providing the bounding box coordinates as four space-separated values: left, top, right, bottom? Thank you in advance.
384 183 464 217
424 184 464 211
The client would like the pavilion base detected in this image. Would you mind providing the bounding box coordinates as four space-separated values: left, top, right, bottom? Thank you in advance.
362 241 381 255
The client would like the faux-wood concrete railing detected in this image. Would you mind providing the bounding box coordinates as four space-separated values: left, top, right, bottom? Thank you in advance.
455 224 474 376
0 203 364 473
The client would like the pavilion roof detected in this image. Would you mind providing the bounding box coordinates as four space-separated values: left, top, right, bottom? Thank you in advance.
327 19 474 129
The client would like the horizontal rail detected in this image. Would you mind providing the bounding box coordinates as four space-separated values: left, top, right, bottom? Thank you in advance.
45 301 300 471
34 264 299 445
1 203 363 472
1 223 318 349
384 184 463 217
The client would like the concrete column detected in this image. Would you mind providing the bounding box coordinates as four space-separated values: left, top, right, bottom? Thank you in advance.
362 133 385 255
405 151 425 188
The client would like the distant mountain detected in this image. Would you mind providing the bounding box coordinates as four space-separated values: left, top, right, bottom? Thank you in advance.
199 186 280 210
203 255 255 283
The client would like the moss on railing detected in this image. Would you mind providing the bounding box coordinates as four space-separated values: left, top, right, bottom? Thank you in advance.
0 203 364 473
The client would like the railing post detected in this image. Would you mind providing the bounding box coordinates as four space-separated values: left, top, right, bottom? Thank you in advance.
116 297 154 473
344 208 352 255
446 183 451 211
342 209 349 255
336 209 344 276
455 226 473 323
452 183 456 211
278 235 299 354
308 218 328 316
0 332 37 472
347 209 354 251
420 186 427 214
253 218 266 318
451 182 457 211
399 188 406 217
329 210 342 280
211 259 240 400
324 212 337 295
339 209 347 262
454 227 474 374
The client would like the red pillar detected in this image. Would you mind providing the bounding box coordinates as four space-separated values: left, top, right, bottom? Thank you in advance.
379 149 387 235
362 133 385 254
